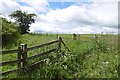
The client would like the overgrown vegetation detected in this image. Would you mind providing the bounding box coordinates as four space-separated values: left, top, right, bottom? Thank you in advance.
1 34 118 79
1 17 20 46
1 10 36 47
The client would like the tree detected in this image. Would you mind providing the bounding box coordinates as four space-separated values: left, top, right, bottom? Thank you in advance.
1 17 20 46
9 10 36 34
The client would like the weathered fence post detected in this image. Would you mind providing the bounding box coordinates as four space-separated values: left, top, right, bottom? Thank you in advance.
94 35 98 43
58 36 62 52
94 35 99 49
73 33 77 40
17 46 22 74
78 34 80 39
56 34 58 38
21 44 28 71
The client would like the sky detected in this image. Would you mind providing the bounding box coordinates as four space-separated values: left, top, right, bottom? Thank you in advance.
0 0 119 34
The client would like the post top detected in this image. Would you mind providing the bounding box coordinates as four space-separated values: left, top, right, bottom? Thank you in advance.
58 36 62 39
21 44 27 46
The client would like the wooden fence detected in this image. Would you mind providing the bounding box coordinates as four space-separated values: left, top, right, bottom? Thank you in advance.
0 36 70 76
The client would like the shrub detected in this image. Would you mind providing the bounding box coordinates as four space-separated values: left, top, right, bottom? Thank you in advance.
1 17 20 46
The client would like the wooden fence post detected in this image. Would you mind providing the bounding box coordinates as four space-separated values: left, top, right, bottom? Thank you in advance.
21 44 28 71
73 33 77 40
56 34 58 38
17 46 22 74
58 36 62 52
94 35 98 43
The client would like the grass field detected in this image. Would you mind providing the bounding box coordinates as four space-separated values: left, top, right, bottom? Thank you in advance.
1 33 119 79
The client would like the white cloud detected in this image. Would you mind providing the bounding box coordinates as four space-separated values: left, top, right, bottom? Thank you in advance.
0 0 49 15
91 0 119 2
0 0 118 34
71 26 93 34
0 0 20 16
88 2 118 27
102 27 117 33
20 6 38 14
30 2 118 34
20 0 49 13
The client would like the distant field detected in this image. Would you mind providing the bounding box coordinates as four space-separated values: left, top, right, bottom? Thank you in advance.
1 34 118 79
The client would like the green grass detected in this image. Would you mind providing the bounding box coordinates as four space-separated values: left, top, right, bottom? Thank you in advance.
1 33 118 79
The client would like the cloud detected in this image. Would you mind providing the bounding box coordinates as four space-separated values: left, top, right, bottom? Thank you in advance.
91 0 119 2
20 6 38 14
0 0 118 34
87 2 118 27
0 0 49 15
19 0 49 13
0 0 20 16
30 2 118 34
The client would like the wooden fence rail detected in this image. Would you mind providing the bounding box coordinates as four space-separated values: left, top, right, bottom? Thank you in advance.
27 40 59 51
27 48 57 61
1 49 19 55
0 36 68 76
0 59 23 66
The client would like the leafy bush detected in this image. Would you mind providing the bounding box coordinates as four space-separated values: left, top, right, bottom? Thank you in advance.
1 17 20 46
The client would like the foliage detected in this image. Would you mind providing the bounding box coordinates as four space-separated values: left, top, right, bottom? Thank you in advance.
9 10 36 34
1 34 118 79
1 17 20 46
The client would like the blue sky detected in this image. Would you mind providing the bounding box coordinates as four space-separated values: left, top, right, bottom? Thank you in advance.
0 0 119 34
18 2 75 9
18 1 91 12
48 2 74 9
18 2 29 6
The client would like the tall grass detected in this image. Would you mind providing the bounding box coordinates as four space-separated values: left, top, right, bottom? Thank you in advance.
1 34 118 79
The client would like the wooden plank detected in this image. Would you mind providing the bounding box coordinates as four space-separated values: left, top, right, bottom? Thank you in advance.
0 68 22 76
0 49 18 55
27 60 45 69
0 40 58 54
27 40 58 51
61 40 70 52
27 48 57 61
0 59 23 66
